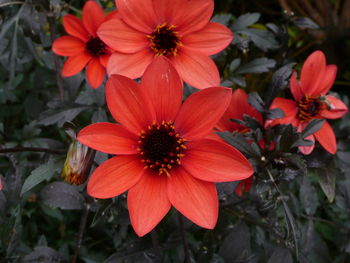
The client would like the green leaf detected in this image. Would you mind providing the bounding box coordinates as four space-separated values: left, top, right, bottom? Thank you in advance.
21 158 63 196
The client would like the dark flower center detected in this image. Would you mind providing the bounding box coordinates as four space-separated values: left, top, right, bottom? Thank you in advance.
137 121 186 176
86 37 107 57
297 96 324 122
148 23 182 57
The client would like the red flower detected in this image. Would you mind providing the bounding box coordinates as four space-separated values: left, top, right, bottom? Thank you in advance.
52 1 118 89
77 57 253 236
216 89 262 196
97 0 233 90
270 51 348 154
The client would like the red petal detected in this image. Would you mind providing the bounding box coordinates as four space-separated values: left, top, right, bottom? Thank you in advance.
298 123 315 155
52 36 85 56
82 0 104 36
290 71 303 101
320 95 348 119
300 50 326 95
61 53 91 77
128 170 170 237
167 167 218 229
318 65 337 95
77 122 138 155
216 89 262 132
314 121 337 154
99 53 111 68
171 49 220 89
63 14 89 41
104 10 120 21
141 57 183 122
86 58 106 89
98 18 148 53
87 155 144 199
269 98 298 126
175 87 231 140
116 0 158 33
106 75 156 135
165 0 214 36
182 139 253 182
183 22 233 56
107 50 153 79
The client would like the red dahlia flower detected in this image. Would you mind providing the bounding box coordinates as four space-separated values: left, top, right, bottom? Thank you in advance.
97 0 233 90
216 89 262 196
270 50 348 155
77 57 253 236
52 1 117 89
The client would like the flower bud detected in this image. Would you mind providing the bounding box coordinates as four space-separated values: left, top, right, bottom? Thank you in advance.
61 122 95 185
62 140 95 185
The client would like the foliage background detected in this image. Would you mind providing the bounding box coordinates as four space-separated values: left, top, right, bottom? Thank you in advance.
0 0 350 262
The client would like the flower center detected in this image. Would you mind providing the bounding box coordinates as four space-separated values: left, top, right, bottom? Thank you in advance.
137 121 186 176
85 37 107 57
148 23 182 57
297 95 324 122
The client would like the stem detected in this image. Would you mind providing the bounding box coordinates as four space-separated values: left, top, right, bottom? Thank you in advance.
0 147 65 155
47 12 64 100
178 214 190 263
71 202 90 263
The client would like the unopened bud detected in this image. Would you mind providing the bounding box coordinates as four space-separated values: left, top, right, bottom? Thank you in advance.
61 122 95 185
62 141 95 185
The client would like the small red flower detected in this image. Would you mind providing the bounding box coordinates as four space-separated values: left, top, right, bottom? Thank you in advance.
216 89 262 196
270 50 348 154
52 1 118 89
77 57 253 236
97 0 233 89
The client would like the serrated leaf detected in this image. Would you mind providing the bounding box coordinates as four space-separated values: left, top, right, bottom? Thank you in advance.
21 158 63 196
315 168 336 202
241 28 279 51
266 63 294 108
231 13 260 31
236 57 276 74
248 92 265 113
40 182 84 210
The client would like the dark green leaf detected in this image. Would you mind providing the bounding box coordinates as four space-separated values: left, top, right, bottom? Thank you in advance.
236 57 276 74
299 176 319 216
266 63 294 108
218 222 252 262
292 17 319 29
315 168 336 203
301 119 325 139
248 92 265 113
268 247 293 263
231 13 260 31
40 182 84 210
21 158 63 196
